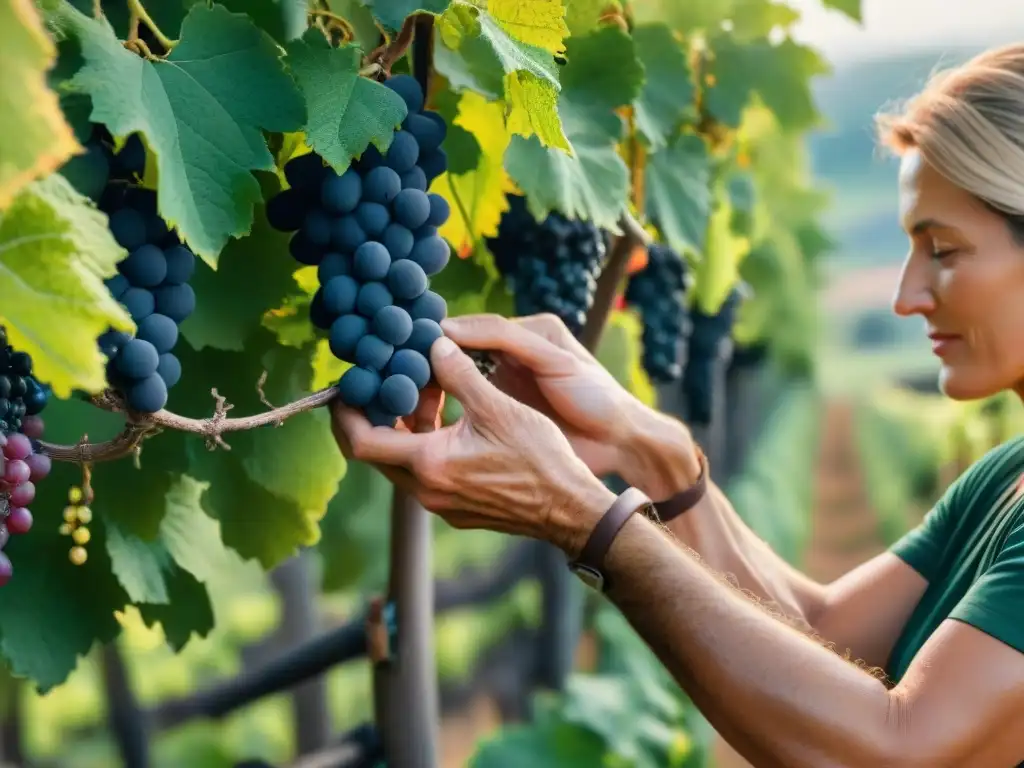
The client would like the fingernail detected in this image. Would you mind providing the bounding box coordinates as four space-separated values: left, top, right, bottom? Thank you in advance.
440 318 458 332
433 336 458 358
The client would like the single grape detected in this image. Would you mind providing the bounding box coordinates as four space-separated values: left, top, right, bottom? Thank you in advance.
3 459 29 485
409 236 450 276
105 274 130 299
120 287 155 321
61 142 110 200
393 189 431 230
403 318 443 357
284 153 327 188
403 113 445 154
385 131 420 174
318 252 352 284
322 275 360 317
387 348 431 389
109 208 148 250
4 434 32 461
373 305 413 346
266 187 307 232
153 283 196 323
379 374 419 416
116 338 160 379
127 373 168 412
382 223 414 260
331 215 367 252
163 245 196 284
356 282 393 318
355 145 384 172
6 506 31 535
408 290 447 323
22 379 48 416
21 415 44 439
322 169 362 214
427 193 450 227
309 289 333 330
0 526 7 550
384 74 425 113
0 377 10 399
355 334 394 371
355 202 390 238
290 232 323 266
419 148 448 181
400 166 427 191
304 209 333 247
363 167 402 206
387 260 428 301
9 481 34 507
25 452 50 481
353 242 392 282
157 352 182 388
337 366 381 407
113 134 146 177
120 244 167 288
364 400 397 428
328 314 369 361
414 223 437 240
136 313 179 354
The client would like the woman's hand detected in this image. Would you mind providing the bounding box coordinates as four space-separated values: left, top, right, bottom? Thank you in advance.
441 313 702 500
331 336 616 557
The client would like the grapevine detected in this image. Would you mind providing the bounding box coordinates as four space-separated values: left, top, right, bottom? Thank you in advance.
624 243 691 383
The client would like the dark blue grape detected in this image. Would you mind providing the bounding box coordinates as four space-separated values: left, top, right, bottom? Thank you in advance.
120 287 155 321
409 236 450 276
126 374 168 413
355 334 394 370
338 366 381 407
404 113 445 153
364 400 397 428
353 242 391 282
136 313 178 354
408 290 446 323
163 245 196 284
318 252 351 284
97 329 130 358
146 213 169 244
385 131 420 174
355 202 390 238
109 208 148 250
384 74 424 113
113 134 146 177
373 305 413 346
303 209 333 246
154 283 196 323
400 166 427 191
393 189 431 230
624 243 691 384
266 187 306 231
157 352 182 388
329 314 369 361
382 223 414 260
355 145 384 172
427 193 450 226
387 260 427 300
331 216 367 252
322 275 360 317
356 282 393 318
284 153 327 188
414 224 437 240
403 318 443 357
379 374 418 416
321 169 362 214
419 148 447 181
23 377 48 415
310 289 333 330
116 338 159 379
105 274 130 299
363 167 402 206
387 348 430 389
290 233 323 266
61 142 110 200
120 244 167 288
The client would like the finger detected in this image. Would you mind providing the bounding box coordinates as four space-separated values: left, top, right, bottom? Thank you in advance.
411 385 444 433
330 400 425 467
441 314 575 375
429 336 506 419
513 314 592 362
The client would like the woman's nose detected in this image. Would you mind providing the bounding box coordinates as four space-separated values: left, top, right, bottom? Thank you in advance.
892 256 937 317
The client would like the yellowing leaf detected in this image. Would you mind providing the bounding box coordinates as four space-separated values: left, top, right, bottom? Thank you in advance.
691 183 750 314
0 175 133 397
434 91 516 251
504 70 570 151
0 0 81 210
486 0 568 55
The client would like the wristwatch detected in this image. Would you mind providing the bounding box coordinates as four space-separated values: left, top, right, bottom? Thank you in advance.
566 487 654 593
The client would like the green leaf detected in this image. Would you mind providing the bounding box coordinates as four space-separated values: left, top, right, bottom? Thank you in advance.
691 180 750 314
564 0 615 37
0 0 80 209
822 0 862 22
631 24 696 149
729 0 801 40
363 0 451 30
136 565 215 651
0 174 132 397
470 719 608 766
286 30 409 173
326 0 383 50
704 34 829 131
629 0 731 32
106 524 175 603
645 133 712 255
504 26 642 228
217 0 308 43
60 2 306 264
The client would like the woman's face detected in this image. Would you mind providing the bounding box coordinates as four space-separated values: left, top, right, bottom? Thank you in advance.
894 151 1024 401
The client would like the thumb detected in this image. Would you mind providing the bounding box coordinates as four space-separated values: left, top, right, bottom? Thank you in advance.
430 336 502 419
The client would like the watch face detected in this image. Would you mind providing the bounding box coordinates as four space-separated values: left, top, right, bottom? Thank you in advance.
568 563 605 592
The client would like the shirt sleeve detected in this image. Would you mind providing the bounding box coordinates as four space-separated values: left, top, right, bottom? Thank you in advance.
949 517 1024 656
889 483 959 583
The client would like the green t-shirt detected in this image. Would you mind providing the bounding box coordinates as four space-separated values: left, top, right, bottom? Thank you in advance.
887 435 1024 685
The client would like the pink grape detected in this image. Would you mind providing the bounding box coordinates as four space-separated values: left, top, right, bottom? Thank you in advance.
9 483 34 508
20 416 44 439
3 433 31 461
0 524 7 549
3 459 29 486
25 452 50 481
0 552 11 587
6 507 32 535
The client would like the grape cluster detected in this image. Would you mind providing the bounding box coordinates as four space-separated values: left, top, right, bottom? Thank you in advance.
60 486 94 567
487 195 607 336
77 133 197 413
683 287 744 425
266 74 452 427
624 243 691 383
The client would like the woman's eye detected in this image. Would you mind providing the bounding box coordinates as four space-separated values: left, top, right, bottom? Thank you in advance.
932 247 958 260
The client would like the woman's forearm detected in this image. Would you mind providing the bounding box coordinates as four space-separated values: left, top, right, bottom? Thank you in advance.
599 511 899 767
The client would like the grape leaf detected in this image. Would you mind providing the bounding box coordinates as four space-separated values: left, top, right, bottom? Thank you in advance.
645 133 712 256
470 719 608 766
437 1 568 150
504 26 642 228
629 0 732 31
564 0 616 37
106 524 175 603
704 34 829 131
691 181 751 314
136 566 215 651
434 91 515 253
486 0 568 56
217 0 308 43
285 30 409 173
729 0 801 39
362 0 451 30
327 0 383 50
59 2 306 264
822 0 862 22
0 174 133 397
0 0 80 210
631 24 696 149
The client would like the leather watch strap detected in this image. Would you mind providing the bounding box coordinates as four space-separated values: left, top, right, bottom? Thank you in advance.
653 447 709 523
569 487 651 592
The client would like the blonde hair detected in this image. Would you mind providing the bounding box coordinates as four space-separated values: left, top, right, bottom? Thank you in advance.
876 44 1024 236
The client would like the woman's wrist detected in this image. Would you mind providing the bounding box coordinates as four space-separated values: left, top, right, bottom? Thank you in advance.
547 473 618 559
615 404 703 502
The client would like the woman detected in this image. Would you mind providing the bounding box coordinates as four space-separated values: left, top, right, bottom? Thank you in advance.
333 44 1024 766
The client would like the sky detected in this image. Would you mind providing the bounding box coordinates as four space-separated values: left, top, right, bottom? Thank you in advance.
788 0 1024 65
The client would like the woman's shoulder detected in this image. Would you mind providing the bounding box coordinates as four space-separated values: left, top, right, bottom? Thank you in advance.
953 435 1024 503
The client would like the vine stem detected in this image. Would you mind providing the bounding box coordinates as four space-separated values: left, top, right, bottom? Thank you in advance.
367 14 418 78
126 0 177 51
